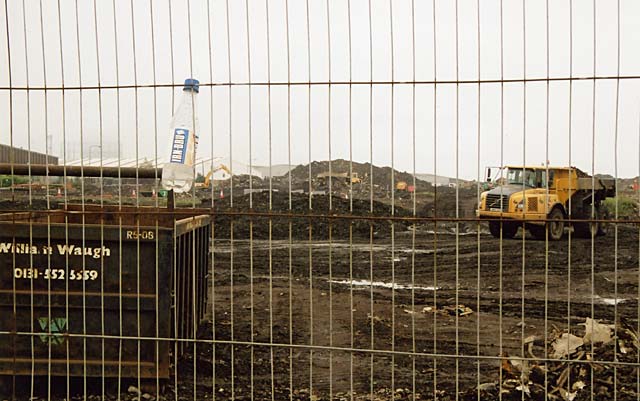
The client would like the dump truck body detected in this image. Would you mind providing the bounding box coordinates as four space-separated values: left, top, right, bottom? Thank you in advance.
477 166 615 240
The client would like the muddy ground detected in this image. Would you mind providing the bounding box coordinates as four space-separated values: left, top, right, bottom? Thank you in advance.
193 216 640 401
2 191 640 400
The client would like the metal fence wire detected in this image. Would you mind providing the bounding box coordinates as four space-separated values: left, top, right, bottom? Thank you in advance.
1 0 640 400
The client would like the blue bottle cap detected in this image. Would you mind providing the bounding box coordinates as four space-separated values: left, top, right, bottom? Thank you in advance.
183 78 199 93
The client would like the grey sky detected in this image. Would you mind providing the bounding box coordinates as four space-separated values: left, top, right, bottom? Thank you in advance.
1 0 640 180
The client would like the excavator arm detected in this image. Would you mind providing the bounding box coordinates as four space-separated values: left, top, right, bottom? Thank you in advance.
200 164 232 189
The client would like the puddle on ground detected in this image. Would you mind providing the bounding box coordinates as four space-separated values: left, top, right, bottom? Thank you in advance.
594 295 627 305
329 278 438 291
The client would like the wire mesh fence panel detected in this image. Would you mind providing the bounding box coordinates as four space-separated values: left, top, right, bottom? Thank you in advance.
1 0 640 400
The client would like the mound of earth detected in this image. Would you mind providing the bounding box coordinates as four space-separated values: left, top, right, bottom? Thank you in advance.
205 191 415 240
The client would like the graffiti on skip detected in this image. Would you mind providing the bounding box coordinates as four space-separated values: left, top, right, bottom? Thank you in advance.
38 317 67 346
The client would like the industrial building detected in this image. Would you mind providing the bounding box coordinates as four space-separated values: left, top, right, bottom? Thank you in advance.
0 144 58 165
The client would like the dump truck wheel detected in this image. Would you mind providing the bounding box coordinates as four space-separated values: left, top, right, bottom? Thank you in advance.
574 207 603 238
548 207 565 240
596 207 607 236
489 221 500 238
528 224 546 240
489 221 517 239
573 220 597 238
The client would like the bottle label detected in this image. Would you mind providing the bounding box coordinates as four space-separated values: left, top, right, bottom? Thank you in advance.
170 128 189 164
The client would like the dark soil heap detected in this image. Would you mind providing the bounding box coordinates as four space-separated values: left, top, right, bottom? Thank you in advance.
206 191 415 241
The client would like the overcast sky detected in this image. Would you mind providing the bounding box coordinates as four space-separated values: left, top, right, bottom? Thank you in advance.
1 0 640 180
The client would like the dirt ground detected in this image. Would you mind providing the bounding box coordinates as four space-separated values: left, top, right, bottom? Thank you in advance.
2 190 640 400
193 216 640 401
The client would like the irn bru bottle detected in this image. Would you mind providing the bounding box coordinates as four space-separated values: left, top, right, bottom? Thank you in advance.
162 78 199 193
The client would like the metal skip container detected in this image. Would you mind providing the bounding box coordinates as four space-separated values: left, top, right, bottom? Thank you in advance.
0 205 211 379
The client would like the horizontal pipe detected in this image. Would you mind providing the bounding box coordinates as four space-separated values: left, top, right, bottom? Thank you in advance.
1 208 635 225
2 73 640 91
0 163 162 178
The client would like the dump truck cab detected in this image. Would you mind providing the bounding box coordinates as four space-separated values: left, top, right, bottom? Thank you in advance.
477 166 615 240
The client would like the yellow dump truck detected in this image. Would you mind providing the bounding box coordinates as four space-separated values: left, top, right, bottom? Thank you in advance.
477 166 615 240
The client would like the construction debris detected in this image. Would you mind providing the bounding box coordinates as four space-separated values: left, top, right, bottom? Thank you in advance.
579 317 615 345
447 304 474 317
422 306 436 313
551 333 584 359
463 318 640 401
422 304 474 317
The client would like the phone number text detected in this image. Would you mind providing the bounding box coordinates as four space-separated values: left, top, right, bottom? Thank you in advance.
13 268 99 281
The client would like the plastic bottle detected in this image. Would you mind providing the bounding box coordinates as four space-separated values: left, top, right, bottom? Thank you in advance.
162 78 200 193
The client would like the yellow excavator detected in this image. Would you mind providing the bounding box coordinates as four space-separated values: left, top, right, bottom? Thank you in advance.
195 164 232 189
477 165 615 240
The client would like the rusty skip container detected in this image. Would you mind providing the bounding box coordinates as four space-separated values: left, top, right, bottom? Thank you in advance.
0 205 211 379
